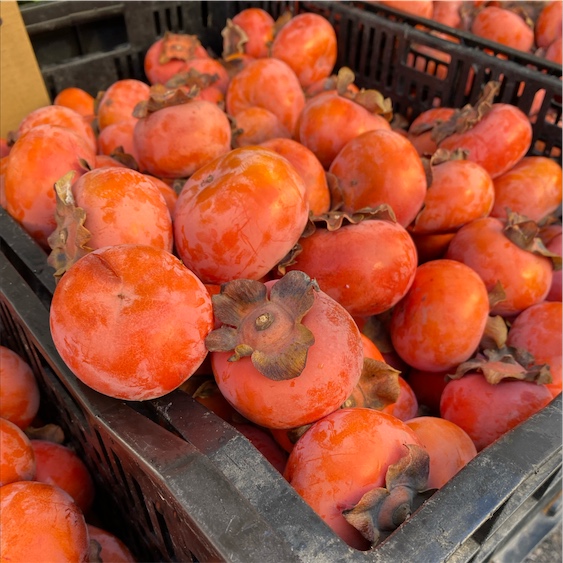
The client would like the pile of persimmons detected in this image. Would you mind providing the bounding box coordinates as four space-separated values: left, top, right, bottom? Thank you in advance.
1 1 561 558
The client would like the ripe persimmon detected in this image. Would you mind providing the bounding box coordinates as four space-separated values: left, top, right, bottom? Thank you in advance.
87 525 136 562
222 7 275 59
97 79 150 130
232 107 291 147
0 418 36 486
54 87 96 118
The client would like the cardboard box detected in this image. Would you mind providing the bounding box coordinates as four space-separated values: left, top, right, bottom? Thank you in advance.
0 0 50 138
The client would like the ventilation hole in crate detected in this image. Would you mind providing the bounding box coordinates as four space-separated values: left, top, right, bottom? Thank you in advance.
111 450 136 505
130 476 157 532
94 429 120 481
154 503 176 559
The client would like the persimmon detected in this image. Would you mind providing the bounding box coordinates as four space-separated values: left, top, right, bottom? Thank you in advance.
535 1 563 49
406 416 477 489
97 79 151 130
93 154 128 169
97 118 139 160
0 481 89 562
407 107 456 157
232 107 291 147
134 97 232 179
178 56 231 94
49 244 214 401
0 418 36 486
374 0 434 18
0 346 40 430
222 7 275 59
490 157 562 223
406 369 451 415
431 0 464 28
390 259 490 372
410 231 456 264
144 174 178 216
445 216 554 316
259 137 331 215
506 301 562 399
544 229 562 302
87 525 136 562
206 271 364 429
173 146 308 284
15 104 97 153
0 137 10 157
271 13 337 90
31 440 95 514
545 36 563 64
382 376 419 421
329 129 427 227
54 87 95 118
4 124 95 249
225 57 305 137
471 6 534 52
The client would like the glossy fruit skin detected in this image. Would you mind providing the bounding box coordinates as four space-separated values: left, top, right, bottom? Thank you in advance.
259 137 331 215
471 7 534 52
31 440 95 515
54 87 95 118
390 259 490 372
228 8 274 58
87 525 136 562
329 129 427 227
490 156 563 223
226 57 305 137
97 117 139 160
440 374 553 451
0 346 40 430
0 481 89 563
409 159 495 235
375 0 433 18
50 244 214 401
211 282 364 429
285 219 418 317
97 79 150 130
407 107 456 157
382 376 419 421
445 217 553 317
298 93 392 169
438 104 532 179
406 416 477 489
284 408 422 550
545 232 562 302
406 369 450 416
71 167 173 252
173 146 309 284
535 1 563 49
4 124 96 249
232 107 291 147
506 301 562 399
271 13 337 90
0 418 36 486
134 100 232 178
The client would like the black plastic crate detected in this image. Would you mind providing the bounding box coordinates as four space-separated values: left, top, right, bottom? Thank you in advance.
20 0 562 160
1 202 562 562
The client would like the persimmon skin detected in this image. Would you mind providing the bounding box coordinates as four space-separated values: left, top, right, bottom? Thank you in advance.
284 408 422 550
438 104 532 179
507 301 562 399
211 284 364 430
382 376 419 421
285 219 418 317
440 374 553 451
173 146 309 284
232 107 291 147
471 6 534 52
259 137 331 215
97 118 139 160
54 87 95 118
409 159 495 235
406 369 450 416
271 13 337 90
97 79 150 130
228 8 275 58
390 259 490 372
406 416 477 489
0 418 36 486
71 167 173 252
490 157 563 223
4 124 96 249
49 244 214 401
407 107 456 157
87 525 136 562
298 93 391 169
31 440 95 515
134 100 232 178
545 233 562 302
445 217 553 317
329 129 427 227
0 481 89 563
226 57 305 137
535 1 563 49
0 346 40 430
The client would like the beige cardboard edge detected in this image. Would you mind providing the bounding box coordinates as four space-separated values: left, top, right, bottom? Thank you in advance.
1 0 51 138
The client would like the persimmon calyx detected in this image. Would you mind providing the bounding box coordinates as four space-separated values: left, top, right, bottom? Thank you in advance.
166 68 221 91
503 211 562 270
47 171 93 280
221 18 249 58
24 423 65 444
159 31 204 64
431 80 500 144
448 346 553 385
343 444 433 546
342 358 401 410
479 315 508 351
133 85 197 118
109 146 139 171
205 271 319 381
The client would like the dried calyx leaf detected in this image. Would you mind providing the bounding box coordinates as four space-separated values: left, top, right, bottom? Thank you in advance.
133 84 197 118
159 31 204 64
205 271 319 381
221 18 249 58
343 444 434 546
503 210 562 270
448 346 553 385
351 88 394 121
342 358 401 410
24 423 65 444
431 81 500 145
361 311 395 355
109 146 139 171
166 68 221 90
421 147 469 188
47 171 93 280
488 280 507 309
479 315 509 350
